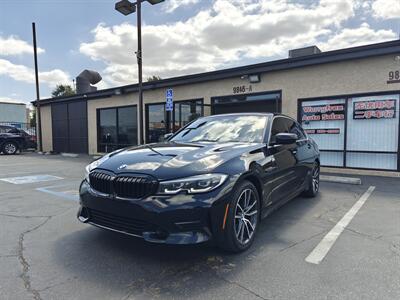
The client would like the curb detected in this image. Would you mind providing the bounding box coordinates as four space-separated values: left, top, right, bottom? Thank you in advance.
61 153 79 158
320 175 362 185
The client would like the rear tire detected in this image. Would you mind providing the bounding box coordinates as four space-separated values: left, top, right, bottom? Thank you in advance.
217 180 260 253
2 142 18 155
302 162 320 197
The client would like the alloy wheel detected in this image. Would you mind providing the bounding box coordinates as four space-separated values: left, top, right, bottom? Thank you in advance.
312 165 320 193
234 188 258 245
4 143 16 154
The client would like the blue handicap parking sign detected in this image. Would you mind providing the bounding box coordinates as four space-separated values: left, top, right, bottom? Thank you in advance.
166 88 173 98
166 88 173 111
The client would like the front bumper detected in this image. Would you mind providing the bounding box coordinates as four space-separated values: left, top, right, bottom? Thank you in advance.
78 179 234 244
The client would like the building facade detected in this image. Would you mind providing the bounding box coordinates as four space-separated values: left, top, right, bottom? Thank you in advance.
0 101 28 125
34 40 400 171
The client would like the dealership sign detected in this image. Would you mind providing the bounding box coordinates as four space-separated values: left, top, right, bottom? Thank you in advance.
305 128 340 134
302 104 345 122
353 99 396 120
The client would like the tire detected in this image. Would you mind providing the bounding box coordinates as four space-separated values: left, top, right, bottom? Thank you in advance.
302 162 320 197
2 142 19 155
217 180 260 253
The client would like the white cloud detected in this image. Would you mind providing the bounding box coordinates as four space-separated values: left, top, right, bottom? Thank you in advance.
372 0 400 19
0 35 45 56
321 23 397 50
80 0 396 87
164 0 200 13
0 59 70 87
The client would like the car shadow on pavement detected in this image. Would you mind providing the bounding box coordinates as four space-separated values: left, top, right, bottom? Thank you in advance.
53 195 321 299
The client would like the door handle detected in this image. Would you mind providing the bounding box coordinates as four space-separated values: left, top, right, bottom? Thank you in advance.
291 149 297 155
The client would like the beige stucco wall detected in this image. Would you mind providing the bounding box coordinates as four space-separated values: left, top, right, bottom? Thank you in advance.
38 105 53 152
39 53 400 155
136 53 398 119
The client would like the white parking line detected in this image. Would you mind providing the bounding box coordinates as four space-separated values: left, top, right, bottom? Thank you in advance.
305 185 375 265
0 175 63 184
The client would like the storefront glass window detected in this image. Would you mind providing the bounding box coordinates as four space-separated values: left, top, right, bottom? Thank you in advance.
346 94 399 170
147 104 166 143
300 99 346 167
173 100 202 131
98 106 138 153
300 93 400 171
147 100 203 143
118 106 138 147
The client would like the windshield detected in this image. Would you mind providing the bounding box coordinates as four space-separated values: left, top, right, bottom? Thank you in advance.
170 115 268 143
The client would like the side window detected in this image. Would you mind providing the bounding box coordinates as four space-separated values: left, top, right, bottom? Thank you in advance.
288 120 306 140
270 117 289 143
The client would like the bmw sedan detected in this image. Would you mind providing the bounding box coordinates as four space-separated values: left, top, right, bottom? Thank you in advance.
78 113 320 252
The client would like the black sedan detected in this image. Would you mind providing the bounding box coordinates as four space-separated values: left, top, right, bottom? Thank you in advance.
0 132 26 155
0 125 37 152
78 113 320 252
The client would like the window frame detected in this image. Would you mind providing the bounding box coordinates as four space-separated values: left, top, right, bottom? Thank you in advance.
145 99 204 143
96 105 138 153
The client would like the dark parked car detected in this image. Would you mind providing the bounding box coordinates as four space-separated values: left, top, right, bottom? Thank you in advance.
0 125 37 150
0 132 26 155
78 113 320 252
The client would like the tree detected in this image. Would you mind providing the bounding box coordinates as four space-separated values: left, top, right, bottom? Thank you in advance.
146 75 162 82
30 109 36 128
51 84 76 98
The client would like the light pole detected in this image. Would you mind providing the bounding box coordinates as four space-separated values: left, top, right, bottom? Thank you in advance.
32 22 43 153
115 0 164 145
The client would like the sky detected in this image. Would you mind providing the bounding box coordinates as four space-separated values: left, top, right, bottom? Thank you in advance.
0 0 399 106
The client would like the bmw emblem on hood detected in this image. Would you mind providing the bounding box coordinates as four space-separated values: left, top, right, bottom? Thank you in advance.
118 164 128 170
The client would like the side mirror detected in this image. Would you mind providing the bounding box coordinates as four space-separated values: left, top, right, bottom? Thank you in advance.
274 133 298 145
163 133 174 141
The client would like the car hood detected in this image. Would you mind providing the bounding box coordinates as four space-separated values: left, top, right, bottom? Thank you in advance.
95 142 263 180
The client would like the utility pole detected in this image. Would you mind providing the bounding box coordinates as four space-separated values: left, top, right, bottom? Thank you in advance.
32 22 43 152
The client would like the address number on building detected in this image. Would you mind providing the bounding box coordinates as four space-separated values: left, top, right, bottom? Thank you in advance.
233 85 252 94
387 70 400 84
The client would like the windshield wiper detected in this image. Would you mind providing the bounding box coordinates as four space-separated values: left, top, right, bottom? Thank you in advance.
145 144 165 156
181 121 207 137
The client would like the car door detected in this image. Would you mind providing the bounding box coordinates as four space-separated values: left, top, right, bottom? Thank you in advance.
267 116 299 203
287 119 311 188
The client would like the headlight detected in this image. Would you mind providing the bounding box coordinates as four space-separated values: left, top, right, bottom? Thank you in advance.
158 174 228 195
84 155 111 182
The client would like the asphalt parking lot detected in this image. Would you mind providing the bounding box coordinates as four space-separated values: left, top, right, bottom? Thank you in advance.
0 153 399 300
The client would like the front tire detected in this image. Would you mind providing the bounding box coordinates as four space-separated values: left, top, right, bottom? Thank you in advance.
302 162 320 197
2 142 18 155
217 180 260 253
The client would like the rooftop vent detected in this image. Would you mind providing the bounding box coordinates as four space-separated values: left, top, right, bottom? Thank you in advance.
76 69 102 94
289 46 321 58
